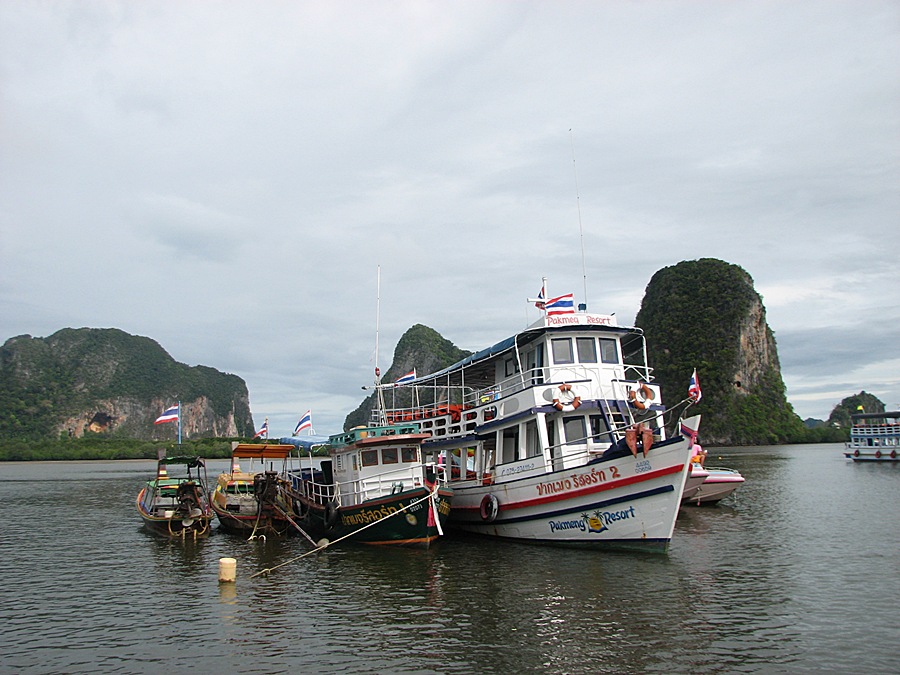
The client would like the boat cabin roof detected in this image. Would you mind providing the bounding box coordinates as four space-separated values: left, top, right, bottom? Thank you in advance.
329 424 427 451
230 443 294 460
851 411 900 422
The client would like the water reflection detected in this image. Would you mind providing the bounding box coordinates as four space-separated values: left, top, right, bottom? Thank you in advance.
1 449 898 673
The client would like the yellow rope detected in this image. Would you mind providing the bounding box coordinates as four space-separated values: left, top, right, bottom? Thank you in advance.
250 484 441 580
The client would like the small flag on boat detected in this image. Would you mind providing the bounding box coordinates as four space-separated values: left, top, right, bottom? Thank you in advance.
253 418 268 439
545 293 575 315
154 404 179 424
395 369 416 384
688 368 702 402
680 421 698 445
294 410 312 435
534 288 546 310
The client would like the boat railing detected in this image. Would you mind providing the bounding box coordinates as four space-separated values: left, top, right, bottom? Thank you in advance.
295 463 445 507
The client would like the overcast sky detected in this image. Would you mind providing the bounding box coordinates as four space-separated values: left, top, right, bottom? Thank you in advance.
2 1 898 437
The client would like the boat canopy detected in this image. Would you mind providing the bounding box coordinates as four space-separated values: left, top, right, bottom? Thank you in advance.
230 443 295 460
851 411 900 422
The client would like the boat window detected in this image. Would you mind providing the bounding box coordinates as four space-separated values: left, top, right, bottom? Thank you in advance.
525 345 545 385
504 357 519 377
382 448 398 464
401 447 418 463
361 450 378 467
577 337 597 363
599 338 619 364
551 338 574 364
502 427 519 463
563 416 587 444
590 414 611 443
525 419 541 457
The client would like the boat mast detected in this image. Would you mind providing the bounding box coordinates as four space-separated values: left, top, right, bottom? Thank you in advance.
374 265 386 421
570 128 588 309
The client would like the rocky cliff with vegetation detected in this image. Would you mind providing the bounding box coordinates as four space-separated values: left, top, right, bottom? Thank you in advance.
0 328 254 441
635 258 807 445
343 324 472 430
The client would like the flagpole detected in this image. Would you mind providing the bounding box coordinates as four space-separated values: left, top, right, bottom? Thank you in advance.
177 400 182 446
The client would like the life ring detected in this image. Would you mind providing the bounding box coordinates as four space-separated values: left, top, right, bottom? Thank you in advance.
324 500 341 529
552 384 582 411
891 450 897 459
875 450 882 459
854 449 860 457
480 494 499 522
628 383 655 410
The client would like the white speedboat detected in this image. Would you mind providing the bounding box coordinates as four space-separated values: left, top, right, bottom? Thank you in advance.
368 288 701 553
684 467 745 505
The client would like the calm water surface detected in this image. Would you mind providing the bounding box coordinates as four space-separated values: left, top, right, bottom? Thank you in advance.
1 444 897 674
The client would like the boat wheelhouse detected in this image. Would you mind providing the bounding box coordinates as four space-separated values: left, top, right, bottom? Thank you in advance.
845 411 900 461
370 310 701 552
290 424 452 548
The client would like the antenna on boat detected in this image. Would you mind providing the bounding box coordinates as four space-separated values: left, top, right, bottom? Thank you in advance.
373 265 386 419
570 128 588 309
374 264 381 381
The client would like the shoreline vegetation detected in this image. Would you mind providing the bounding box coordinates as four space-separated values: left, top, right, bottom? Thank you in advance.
0 425 849 462
0 436 240 462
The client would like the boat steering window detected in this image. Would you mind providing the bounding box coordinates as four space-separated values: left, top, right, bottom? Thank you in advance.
361 450 378 467
563 416 587 445
599 338 619 364
401 447 417 463
551 338 574 364
382 448 398 464
576 337 597 363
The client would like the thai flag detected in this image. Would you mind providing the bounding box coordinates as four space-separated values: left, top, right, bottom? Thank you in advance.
545 293 575 315
534 288 546 310
395 369 416 384
253 419 268 439
688 368 702 402
154 404 179 425
294 411 312 435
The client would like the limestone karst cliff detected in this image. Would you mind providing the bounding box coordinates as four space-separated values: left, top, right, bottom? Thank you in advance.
635 258 805 445
0 328 254 440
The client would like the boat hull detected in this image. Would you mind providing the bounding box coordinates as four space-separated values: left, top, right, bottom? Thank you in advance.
136 486 213 539
298 487 452 548
844 450 899 462
683 468 744 505
447 434 693 553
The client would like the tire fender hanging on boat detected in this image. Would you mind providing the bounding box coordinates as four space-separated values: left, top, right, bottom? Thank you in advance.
552 383 582 411
324 500 341 529
480 494 499 522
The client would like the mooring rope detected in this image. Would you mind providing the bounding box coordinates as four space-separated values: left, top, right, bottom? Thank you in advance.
250 484 441 579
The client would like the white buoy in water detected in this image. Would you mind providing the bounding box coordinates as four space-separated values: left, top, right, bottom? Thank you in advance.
218 557 237 583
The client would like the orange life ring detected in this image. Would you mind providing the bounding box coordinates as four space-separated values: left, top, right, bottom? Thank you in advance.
628 383 655 410
480 494 499 522
552 384 582 411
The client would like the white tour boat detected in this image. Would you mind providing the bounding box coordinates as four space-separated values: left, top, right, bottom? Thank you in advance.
845 411 900 462
369 293 701 553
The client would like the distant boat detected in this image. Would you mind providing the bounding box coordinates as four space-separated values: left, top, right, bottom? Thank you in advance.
136 454 213 539
368 299 701 553
845 411 900 462
210 443 304 537
289 424 452 548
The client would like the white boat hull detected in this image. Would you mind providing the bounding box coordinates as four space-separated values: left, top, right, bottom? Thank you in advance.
447 430 694 552
684 467 744 505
